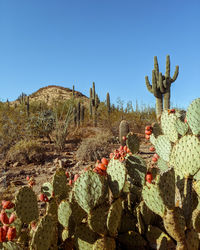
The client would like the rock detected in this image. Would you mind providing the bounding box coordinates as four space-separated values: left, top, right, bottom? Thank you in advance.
13 162 19 167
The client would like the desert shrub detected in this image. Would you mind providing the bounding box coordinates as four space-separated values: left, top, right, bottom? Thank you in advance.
52 100 74 152
0 104 28 157
6 139 46 164
26 110 55 141
76 130 113 162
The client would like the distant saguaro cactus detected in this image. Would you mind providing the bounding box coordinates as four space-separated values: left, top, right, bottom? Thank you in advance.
145 55 179 120
119 120 130 146
106 92 111 115
89 82 100 127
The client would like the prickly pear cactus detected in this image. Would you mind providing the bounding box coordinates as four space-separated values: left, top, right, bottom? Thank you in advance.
119 120 129 146
186 98 200 135
41 182 53 199
107 198 123 237
30 214 57 250
52 167 69 200
107 158 127 198
74 170 108 213
88 203 108 235
74 223 99 250
93 237 116 250
15 186 39 224
126 132 139 154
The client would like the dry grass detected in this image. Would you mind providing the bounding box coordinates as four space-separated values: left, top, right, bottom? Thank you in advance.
6 139 46 164
75 129 113 162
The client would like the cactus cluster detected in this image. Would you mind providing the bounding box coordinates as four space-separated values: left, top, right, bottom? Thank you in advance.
1 98 200 249
142 98 200 249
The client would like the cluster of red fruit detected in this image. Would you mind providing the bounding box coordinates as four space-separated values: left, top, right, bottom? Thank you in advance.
0 201 16 242
26 176 36 187
93 158 109 176
167 108 175 114
145 125 153 140
109 143 131 162
65 172 80 186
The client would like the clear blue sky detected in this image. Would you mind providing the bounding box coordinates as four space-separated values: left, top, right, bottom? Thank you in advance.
1 0 200 110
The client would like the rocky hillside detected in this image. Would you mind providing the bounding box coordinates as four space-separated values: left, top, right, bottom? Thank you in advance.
11 85 89 106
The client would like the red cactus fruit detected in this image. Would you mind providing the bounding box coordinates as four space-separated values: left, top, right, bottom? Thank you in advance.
123 146 128 152
145 134 150 140
2 200 15 210
74 174 79 182
69 179 73 186
184 118 187 123
152 157 158 162
26 176 30 181
122 136 127 141
145 130 152 135
8 213 16 224
7 226 16 241
145 172 153 183
0 210 9 225
97 163 107 171
119 145 123 151
39 193 48 202
0 227 6 242
101 158 108 166
153 153 159 159
149 146 155 152
65 171 69 178
145 125 152 131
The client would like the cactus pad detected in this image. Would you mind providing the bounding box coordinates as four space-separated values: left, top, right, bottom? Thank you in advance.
107 198 123 237
155 135 172 162
161 110 179 142
15 186 39 224
125 155 146 187
52 168 69 199
169 135 200 178
107 158 126 198
88 203 108 235
126 132 139 154
74 170 108 213
58 200 73 228
30 214 56 250
74 223 99 250
142 181 166 217
93 237 116 250
157 158 169 174
186 98 200 135
41 182 53 199
163 208 186 243
146 225 175 249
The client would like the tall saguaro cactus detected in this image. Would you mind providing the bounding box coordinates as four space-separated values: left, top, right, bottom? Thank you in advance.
145 55 179 120
89 82 100 127
163 55 179 110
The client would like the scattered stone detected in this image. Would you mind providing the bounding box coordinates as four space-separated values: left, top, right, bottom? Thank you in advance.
13 162 19 168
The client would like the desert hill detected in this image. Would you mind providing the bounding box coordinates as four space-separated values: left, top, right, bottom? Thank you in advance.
11 85 89 106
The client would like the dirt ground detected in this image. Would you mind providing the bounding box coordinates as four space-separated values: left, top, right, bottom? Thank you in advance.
0 133 154 204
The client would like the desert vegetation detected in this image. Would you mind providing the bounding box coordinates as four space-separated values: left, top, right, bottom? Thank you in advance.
1 55 200 249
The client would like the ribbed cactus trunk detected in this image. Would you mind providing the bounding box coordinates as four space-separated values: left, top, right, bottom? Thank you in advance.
156 97 163 121
164 91 170 110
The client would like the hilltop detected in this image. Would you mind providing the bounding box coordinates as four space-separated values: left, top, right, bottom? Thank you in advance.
10 85 89 106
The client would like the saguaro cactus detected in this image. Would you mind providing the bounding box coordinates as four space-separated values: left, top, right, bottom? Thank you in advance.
89 82 100 127
145 55 179 120
106 92 111 115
